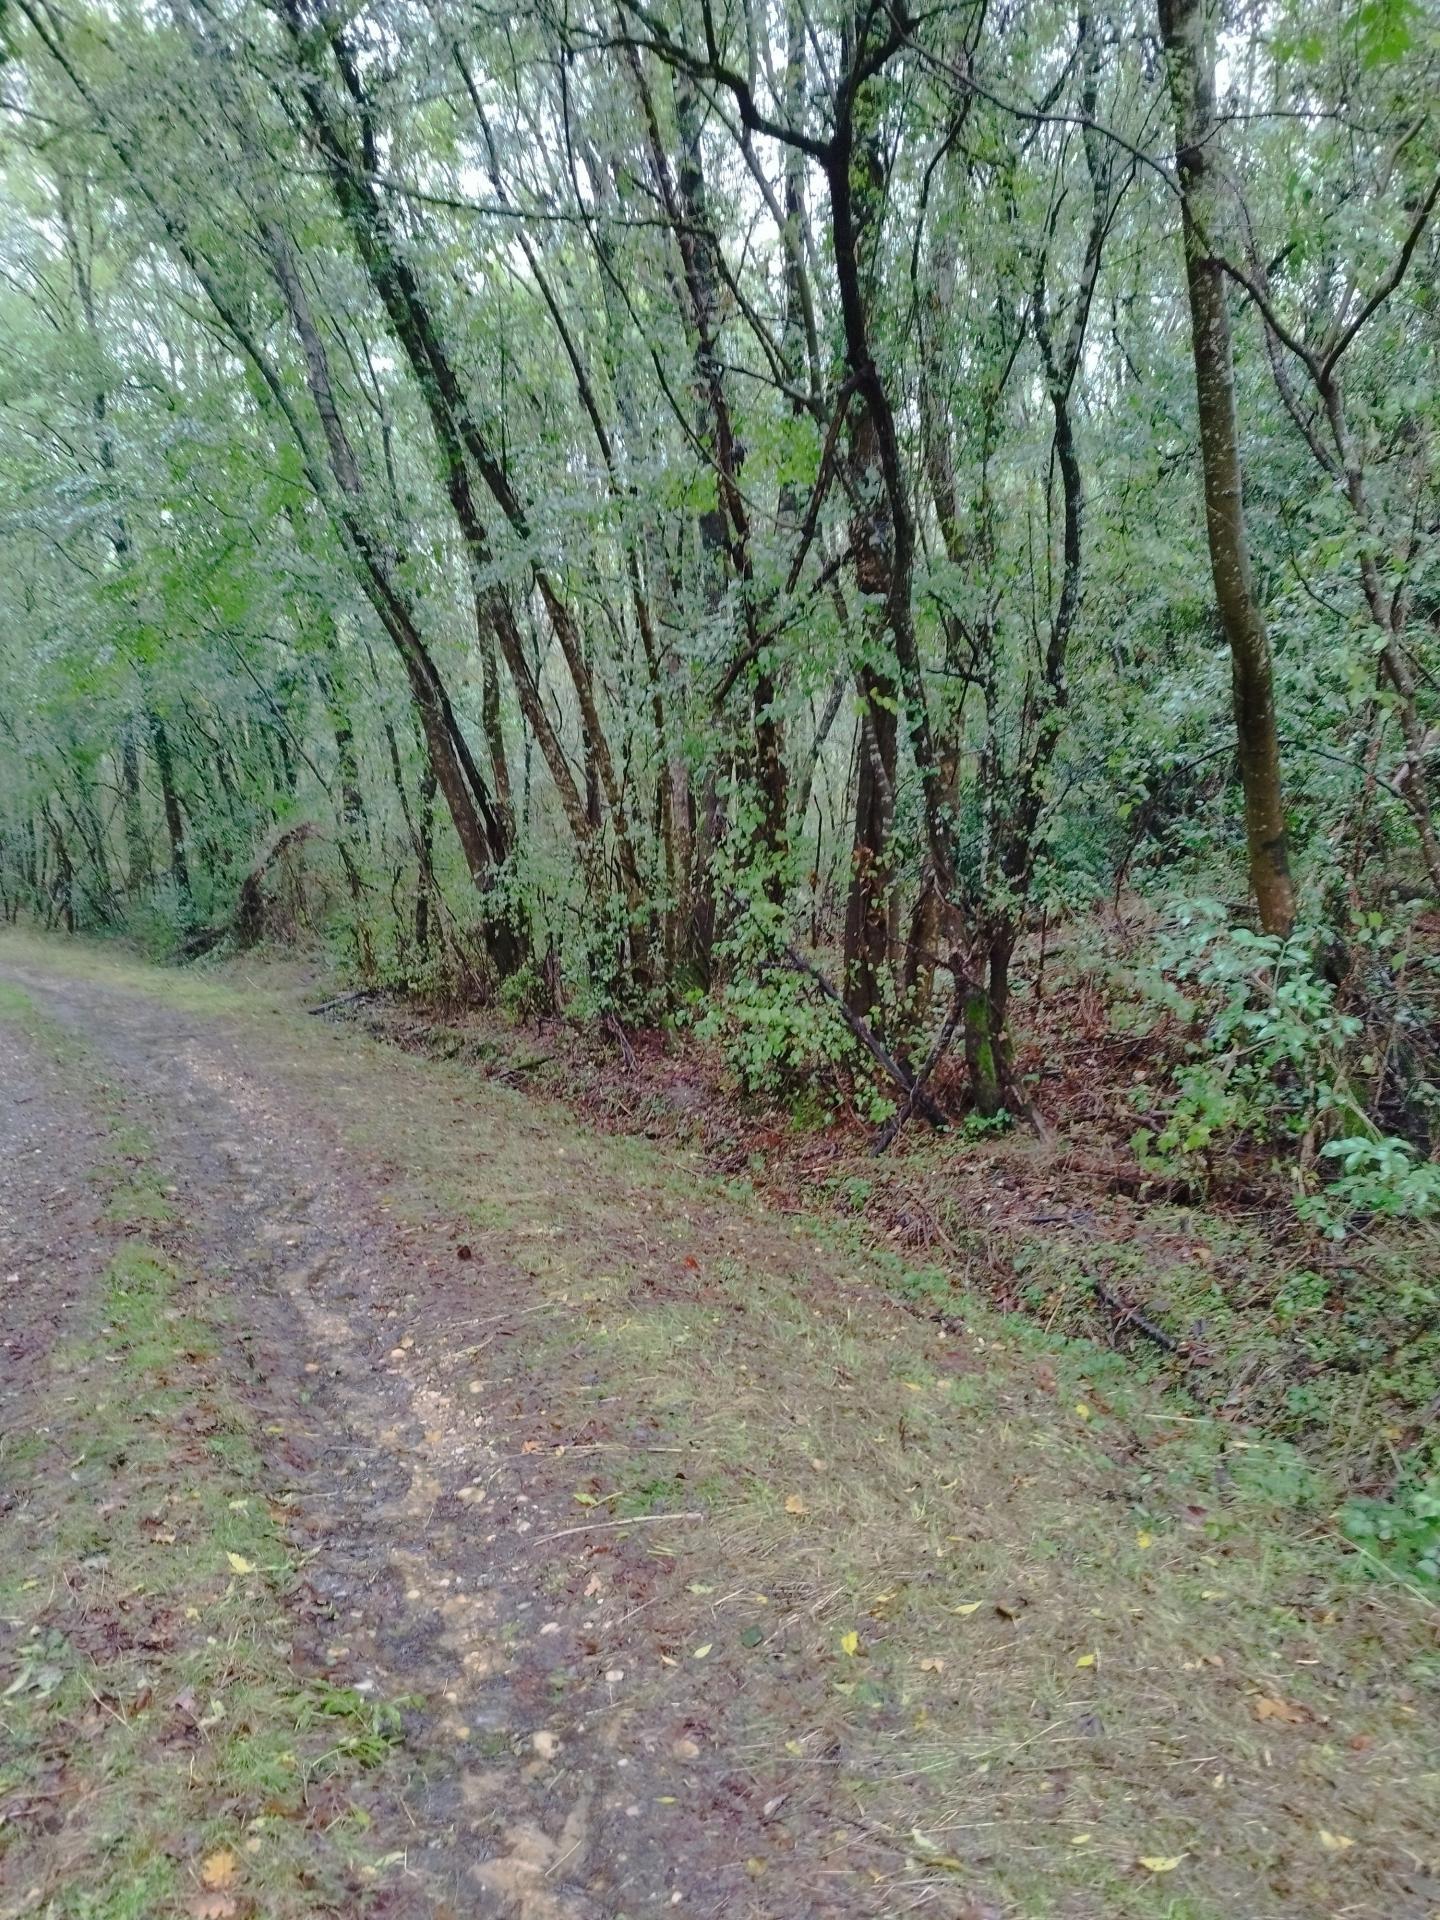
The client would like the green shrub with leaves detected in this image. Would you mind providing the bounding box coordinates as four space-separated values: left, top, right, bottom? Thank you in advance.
1134 904 1440 1233
1133 902 1363 1172
1343 1478 1440 1587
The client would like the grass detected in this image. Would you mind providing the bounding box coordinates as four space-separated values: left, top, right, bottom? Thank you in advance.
0 1020 410 1918
282 1032 1437 1915
5 931 1440 1917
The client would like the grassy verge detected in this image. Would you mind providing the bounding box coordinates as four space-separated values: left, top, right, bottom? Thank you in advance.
319 1032 1440 1919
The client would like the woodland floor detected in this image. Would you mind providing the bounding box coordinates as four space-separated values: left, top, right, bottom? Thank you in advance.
1 933 1438 1920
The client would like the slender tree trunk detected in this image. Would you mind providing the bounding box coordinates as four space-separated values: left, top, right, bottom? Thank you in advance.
120 718 150 893
147 708 192 909
1159 0 1296 935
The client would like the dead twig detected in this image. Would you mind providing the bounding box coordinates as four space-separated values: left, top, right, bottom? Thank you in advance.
870 977 965 1155
779 945 950 1129
1092 1276 1181 1353
533 1510 703 1545
603 1009 638 1073
308 987 378 1017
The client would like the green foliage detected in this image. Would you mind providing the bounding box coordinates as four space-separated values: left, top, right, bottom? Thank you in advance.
1134 904 1361 1176
0 0 1435 1166
696 908 851 1107
1303 1135 1440 1235
1343 1477 1440 1585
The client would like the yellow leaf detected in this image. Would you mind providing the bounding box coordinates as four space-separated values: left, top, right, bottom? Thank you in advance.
225 1552 254 1575
784 1739 804 1757
1075 1653 1096 1669
1074 1402 1092 1421
1254 1693 1308 1725
951 1601 983 1616
784 1494 808 1515
200 1850 238 1890
1318 1830 1356 1853
917 1657 945 1674
1138 1856 1184 1874
692 1644 712 1660
839 1631 860 1657
1136 1530 1154 1549
1070 1833 1092 1846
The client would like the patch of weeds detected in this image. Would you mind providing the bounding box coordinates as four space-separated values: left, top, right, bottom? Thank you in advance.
612 1471 690 1518
103 1176 178 1226
1343 1476 1440 1586
308 1684 413 1771
0 979 35 1019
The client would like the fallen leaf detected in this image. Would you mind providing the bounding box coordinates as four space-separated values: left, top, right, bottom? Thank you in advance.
839 1631 860 1657
1137 1855 1184 1874
908 1828 965 1870
1070 1833 1091 1846
224 1552 254 1576
918 1657 945 1674
1075 1653 1096 1669
1074 1402 1092 1421
1318 1830 1356 1852
188 1898 237 1920
1136 1530 1154 1550
692 1643 712 1660
784 1494 808 1516
951 1601 983 1616
1254 1694 1309 1725
200 1850 238 1890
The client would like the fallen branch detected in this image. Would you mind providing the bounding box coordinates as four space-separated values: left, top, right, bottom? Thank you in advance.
234 822 321 948
604 1008 638 1073
870 977 965 1155
1092 1277 1181 1353
533 1510 703 1545
780 945 949 1129
308 987 378 1017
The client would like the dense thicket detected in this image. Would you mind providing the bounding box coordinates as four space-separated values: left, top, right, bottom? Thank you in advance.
1 0 1437 1200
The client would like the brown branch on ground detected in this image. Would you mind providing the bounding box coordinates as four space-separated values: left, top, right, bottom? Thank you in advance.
779 945 951 1130
870 976 965 1155
1092 1276 1182 1353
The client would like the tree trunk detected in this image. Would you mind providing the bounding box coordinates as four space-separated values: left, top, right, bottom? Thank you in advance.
147 708 192 910
844 670 896 1019
120 718 150 893
1158 0 1296 935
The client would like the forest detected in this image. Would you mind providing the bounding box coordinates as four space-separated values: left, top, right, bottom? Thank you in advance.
3 0 1439 1169
2 0 1440 1910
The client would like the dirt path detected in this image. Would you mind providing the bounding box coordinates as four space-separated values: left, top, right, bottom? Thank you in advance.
2 939 1437 1920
